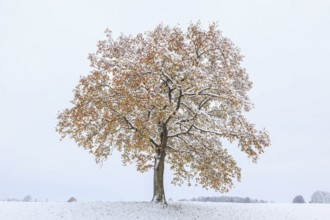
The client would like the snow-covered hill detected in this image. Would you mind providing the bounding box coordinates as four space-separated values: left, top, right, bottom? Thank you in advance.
1 201 330 220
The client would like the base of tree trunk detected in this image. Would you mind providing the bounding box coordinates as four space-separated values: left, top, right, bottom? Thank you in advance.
151 194 167 207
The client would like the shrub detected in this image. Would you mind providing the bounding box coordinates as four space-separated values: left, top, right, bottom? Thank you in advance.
292 195 305 203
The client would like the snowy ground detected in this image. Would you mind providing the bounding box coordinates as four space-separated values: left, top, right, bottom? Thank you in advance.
0 201 330 220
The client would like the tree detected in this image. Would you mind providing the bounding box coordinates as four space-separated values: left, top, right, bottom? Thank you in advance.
23 195 32 202
67 197 77 202
56 22 270 205
245 197 251 203
292 195 305 203
311 191 330 203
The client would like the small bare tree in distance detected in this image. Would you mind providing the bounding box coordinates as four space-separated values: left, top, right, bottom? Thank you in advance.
57 21 270 206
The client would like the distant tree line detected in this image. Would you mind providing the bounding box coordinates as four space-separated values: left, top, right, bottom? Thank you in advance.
182 190 330 204
292 191 330 204
182 196 267 203
0 195 76 203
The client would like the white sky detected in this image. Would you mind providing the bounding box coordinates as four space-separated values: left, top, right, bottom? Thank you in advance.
0 0 330 203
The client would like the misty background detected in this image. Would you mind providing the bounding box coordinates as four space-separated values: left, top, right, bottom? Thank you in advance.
0 0 329 202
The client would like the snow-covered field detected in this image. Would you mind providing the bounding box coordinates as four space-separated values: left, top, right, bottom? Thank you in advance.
0 201 330 220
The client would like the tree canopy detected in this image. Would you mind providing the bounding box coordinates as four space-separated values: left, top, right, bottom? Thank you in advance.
57 22 270 199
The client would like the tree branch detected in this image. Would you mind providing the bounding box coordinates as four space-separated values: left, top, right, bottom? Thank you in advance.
176 89 183 111
198 97 211 110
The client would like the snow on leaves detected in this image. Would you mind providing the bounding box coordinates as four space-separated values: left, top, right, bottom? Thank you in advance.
57 22 270 192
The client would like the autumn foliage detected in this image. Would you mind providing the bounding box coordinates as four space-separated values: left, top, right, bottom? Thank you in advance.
57 22 270 203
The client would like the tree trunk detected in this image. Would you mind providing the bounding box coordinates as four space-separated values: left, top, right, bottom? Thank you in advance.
151 124 167 206
151 149 167 206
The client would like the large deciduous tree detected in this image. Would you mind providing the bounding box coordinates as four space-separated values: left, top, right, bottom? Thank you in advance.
57 22 270 205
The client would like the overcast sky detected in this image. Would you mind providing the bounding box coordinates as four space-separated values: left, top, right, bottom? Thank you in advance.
1 0 330 203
